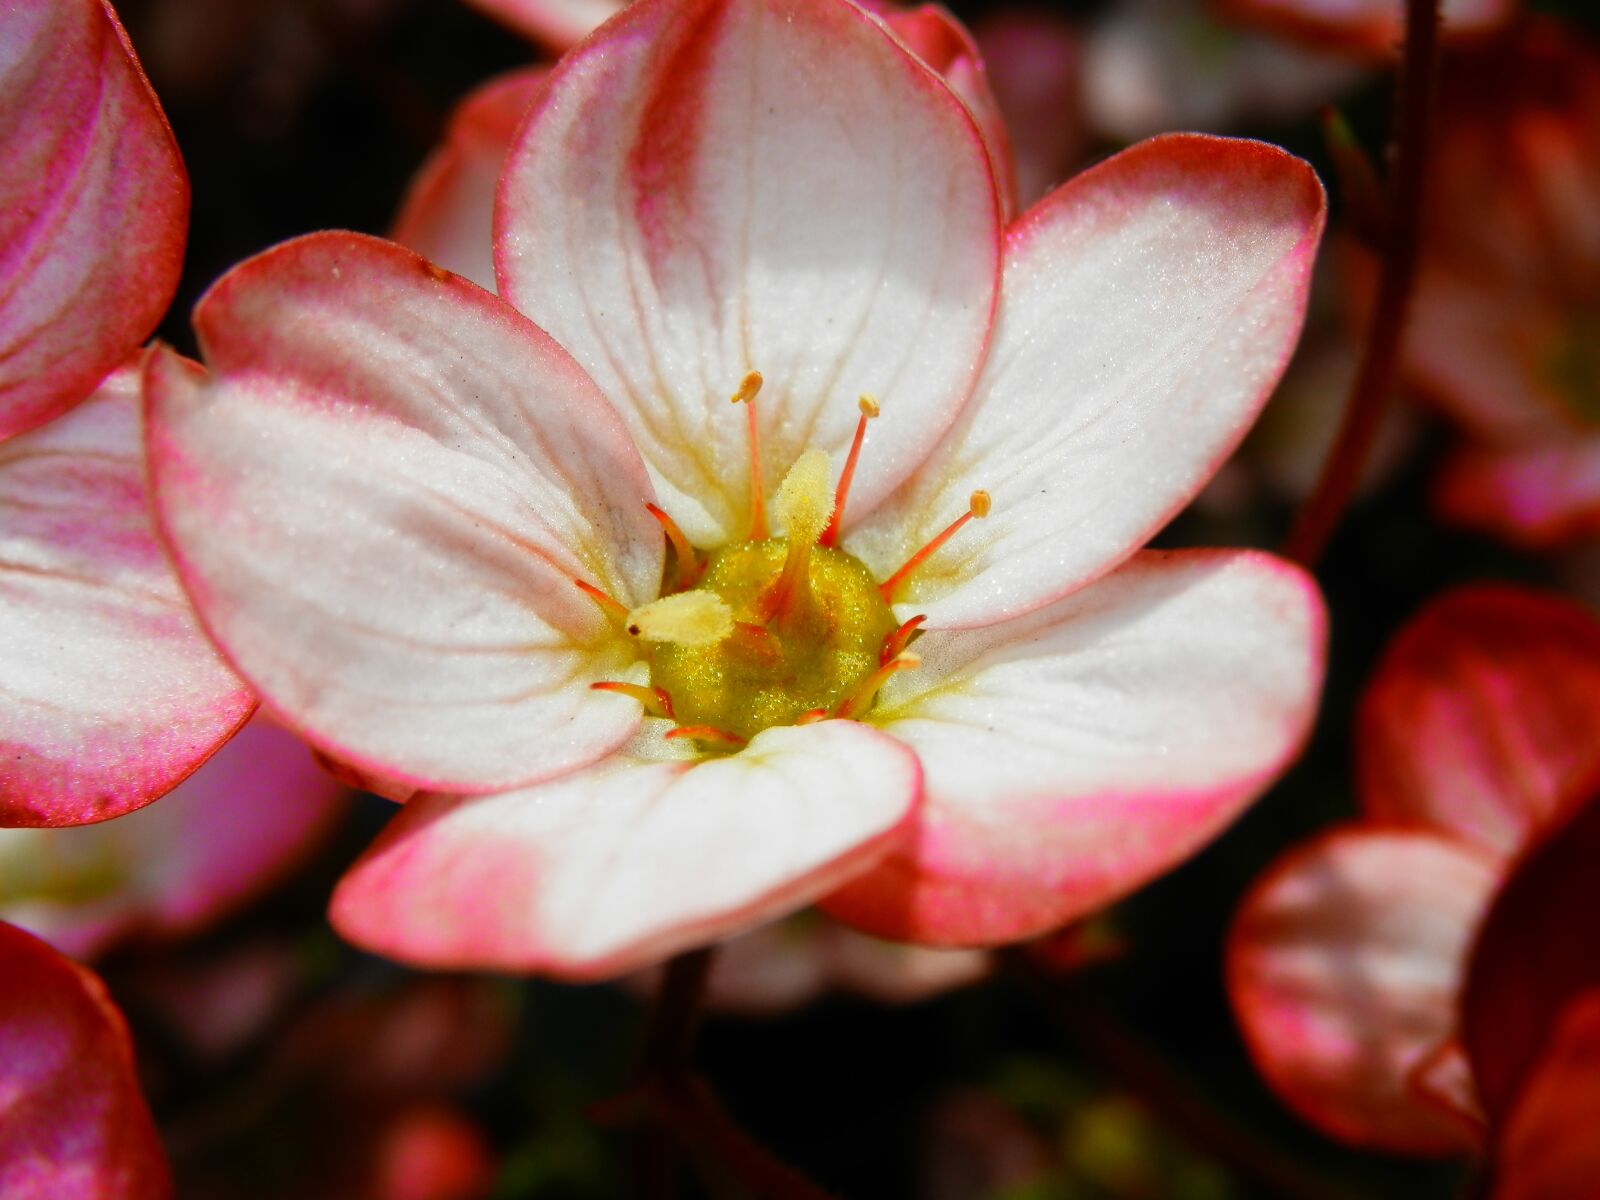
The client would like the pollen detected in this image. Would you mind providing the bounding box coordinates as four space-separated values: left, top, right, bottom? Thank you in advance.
625 592 734 646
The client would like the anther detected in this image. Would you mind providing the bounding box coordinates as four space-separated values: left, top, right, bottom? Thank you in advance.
836 652 920 721
877 490 992 603
646 502 699 591
664 725 748 748
574 578 629 621
820 394 880 548
731 370 768 539
589 681 675 720
625 592 734 646
881 613 926 664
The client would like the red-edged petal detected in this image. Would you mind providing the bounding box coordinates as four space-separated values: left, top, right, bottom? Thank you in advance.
0 0 187 441
823 549 1325 944
1488 988 1600 1200
847 134 1325 630
330 722 921 979
0 363 252 827
1434 440 1600 549
0 921 169 1199
0 717 345 960
882 5 1018 219
495 0 1002 547
1227 827 1497 1154
146 232 663 795
390 68 548 293
1357 586 1600 858
460 0 622 50
1217 0 1515 58
1462 791 1600 1122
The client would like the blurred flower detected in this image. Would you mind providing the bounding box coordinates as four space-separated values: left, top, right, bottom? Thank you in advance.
1407 24 1600 548
149 0 1325 980
0 718 346 960
0 1 251 828
970 8 1088 207
1218 0 1516 58
0 920 169 1199
1229 586 1600 1153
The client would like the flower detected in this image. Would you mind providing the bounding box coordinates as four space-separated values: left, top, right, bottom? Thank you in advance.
0 919 169 1198
1408 24 1600 548
0 0 253 827
147 0 1327 978
1228 585 1600 1153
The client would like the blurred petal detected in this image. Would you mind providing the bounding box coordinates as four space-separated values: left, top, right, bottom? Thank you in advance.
824 550 1324 944
0 364 251 827
0 0 187 441
0 921 169 1199
1228 828 1497 1154
331 722 920 978
1489 988 1600 1200
846 135 1324 630
1358 586 1600 857
1463 792 1600 1121
0 717 346 959
496 0 1001 546
1217 0 1515 58
391 68 547 293
460 0 622 50
147 232 663 795
971 9 1086 208
1435 440 1600 549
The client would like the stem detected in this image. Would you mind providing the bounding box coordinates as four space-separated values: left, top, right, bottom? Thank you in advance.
637 946 716 1082
1283 0 1442 567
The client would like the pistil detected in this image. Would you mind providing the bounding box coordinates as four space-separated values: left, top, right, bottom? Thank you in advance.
754 449 834 631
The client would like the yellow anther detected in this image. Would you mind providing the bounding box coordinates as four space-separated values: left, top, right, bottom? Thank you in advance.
776 449 834 548
857 393 880 419
969 489 992 519
730 370 764 405
625 591 733 646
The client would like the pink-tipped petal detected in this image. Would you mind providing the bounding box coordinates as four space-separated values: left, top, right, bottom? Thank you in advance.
1357 586 1600 858
1435 440 1600 549
495 0 1001 546
881 5 1018 219
1488 988 1600 1200
823 549 1325 944
1227 828 1498 1155
1218 0 1515 58
847 135 1325 630
0 0 187 441
0 364 252 828
330 721 921 979
460 0 624 50
0 717 346 960
146 232 663 795
0 921 169 1199
391 68 548 293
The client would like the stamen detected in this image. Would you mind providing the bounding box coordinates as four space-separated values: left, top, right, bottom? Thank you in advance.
589 681 675 720
877 490 991 603
836 652 920 721
574 578 629 621
820 394 879 548
626 592 734 646
664 725 748 748
731 370 768 539
881 613 926 664
756 450 834 628
645 502 699 591
794 708 831 725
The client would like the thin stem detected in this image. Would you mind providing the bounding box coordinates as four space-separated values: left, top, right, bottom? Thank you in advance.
1283 0 1442 567
636 946 716 1082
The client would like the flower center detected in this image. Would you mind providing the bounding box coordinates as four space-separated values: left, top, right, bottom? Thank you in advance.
580 372 987 751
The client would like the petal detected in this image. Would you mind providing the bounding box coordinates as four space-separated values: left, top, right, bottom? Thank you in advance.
971 10 1086 208
1462 792 1600 1122
390 68 548 294
0 363 252 827
0 921 169 1200
0 0 187 441
0 717 346 960
822 549 1325 943
1489 988 1600 1200
495 0 1002 547
1357 585 1600 857
330 721 921 979
1435 440 1600 549
1227 828 1497 1155
845 134 1325 630
1216 0 1515 57
460 0 623 49
146 231 663 794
